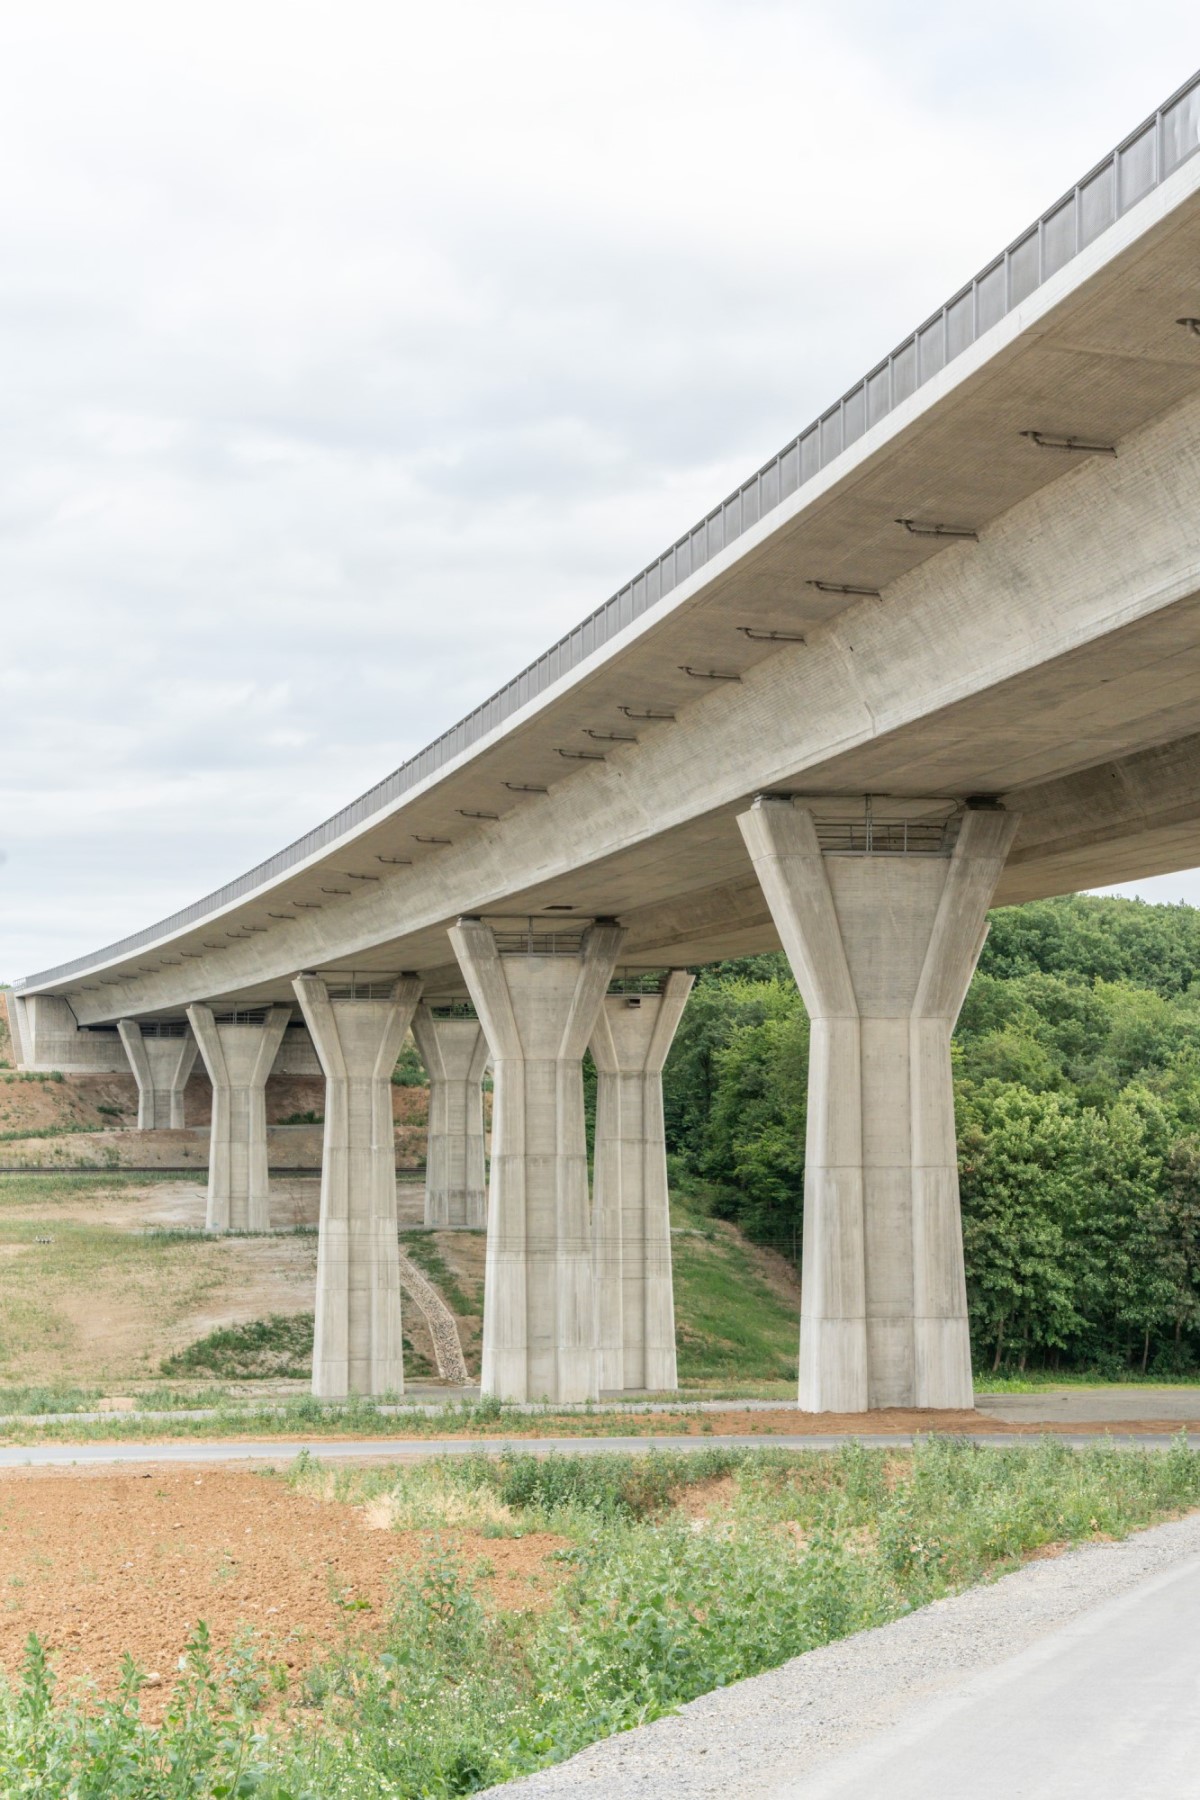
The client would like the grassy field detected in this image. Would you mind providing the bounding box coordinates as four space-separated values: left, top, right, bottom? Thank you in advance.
0 1170 325 1388
5 1170 1194 1423
0 1172 801 1406
670 1208 799 1384
974 1371 1200 1391
1 1438 1198 1795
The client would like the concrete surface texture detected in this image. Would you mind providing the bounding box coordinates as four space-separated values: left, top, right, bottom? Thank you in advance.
590 971 694 1391
739 799 1017 1412
410 1003 488 1228
486 1511 1200 1800
450 917 624 1403
116 1020 199 1130
773 1552 1200 1798
292 974 421 1397
5 991 28 1067
186 1004 291 1231
13 994 128 1072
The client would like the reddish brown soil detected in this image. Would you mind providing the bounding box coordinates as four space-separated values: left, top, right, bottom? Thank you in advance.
0 1470 565 1715
277 1405 1189 1439
0 1011 432 1167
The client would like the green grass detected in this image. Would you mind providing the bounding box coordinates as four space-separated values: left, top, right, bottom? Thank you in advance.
0 1384 110 1416
976 1371 1200 1392
0 1383 297 1417
0 1170 205 1208
158 1315 441 1386
671 1210 798 1384
0 1123 106 1143
0 1217 228 1380
3 1438 1199 1795
0 1393 695 1443
160 1314 316 1380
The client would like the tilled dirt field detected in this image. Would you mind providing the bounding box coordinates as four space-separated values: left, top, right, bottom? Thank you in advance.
0 1468 566 1716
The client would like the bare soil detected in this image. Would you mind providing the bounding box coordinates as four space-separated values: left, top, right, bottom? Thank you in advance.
0 1179 443 1383
0 1050 430 1170
0 1468 566 1715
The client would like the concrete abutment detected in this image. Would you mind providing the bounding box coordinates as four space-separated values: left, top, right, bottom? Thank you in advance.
738 798 1018 1412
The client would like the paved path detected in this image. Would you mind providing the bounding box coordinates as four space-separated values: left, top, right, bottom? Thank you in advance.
976 1387 1200 1423
0 1430 1192 1469
777 1547 1200 1798
489 1512 1200 1799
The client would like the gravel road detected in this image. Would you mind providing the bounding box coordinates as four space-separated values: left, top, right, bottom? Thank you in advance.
483 1510 1200 1798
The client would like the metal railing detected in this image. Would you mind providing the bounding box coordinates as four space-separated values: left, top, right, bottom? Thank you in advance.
320 982 406 1001
493 928 588 957
816 817 957 856
19 69 1200 993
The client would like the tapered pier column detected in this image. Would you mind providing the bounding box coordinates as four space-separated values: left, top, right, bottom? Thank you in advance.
448 918 625 1403
410 1004 489 1228
590 972 694 1393
186 1005 291 1232
117 1021 198 1129
292 974 421 1398
738 798 1018 1412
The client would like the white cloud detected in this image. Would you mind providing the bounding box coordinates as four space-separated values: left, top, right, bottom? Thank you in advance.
1 0 1197 977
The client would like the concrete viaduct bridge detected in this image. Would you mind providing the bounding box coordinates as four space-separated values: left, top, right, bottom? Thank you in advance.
11 72 1200 1412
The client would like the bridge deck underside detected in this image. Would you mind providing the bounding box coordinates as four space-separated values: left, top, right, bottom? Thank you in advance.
24 162 1200 1023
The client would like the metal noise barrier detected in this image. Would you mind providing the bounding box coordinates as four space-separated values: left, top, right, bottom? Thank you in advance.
18 71 1200 993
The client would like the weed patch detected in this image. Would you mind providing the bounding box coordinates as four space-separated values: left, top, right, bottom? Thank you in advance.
2 1439 1198 1794
161 1314 316 1380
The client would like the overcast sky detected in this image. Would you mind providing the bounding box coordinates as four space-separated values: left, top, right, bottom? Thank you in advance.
3 2 1199 980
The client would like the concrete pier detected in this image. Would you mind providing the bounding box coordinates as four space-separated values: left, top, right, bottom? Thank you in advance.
449 917 624 1403
590 971 694 1393
738 798 1018 1412
410 1003 489 1228
117 1020 198 1129
292 974 421 1398
186 1005 291 1232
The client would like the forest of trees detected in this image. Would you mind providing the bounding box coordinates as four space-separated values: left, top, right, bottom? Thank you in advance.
660 893 1200 1379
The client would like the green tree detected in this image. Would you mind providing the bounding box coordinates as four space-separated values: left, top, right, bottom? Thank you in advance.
958 1085 1083 1371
